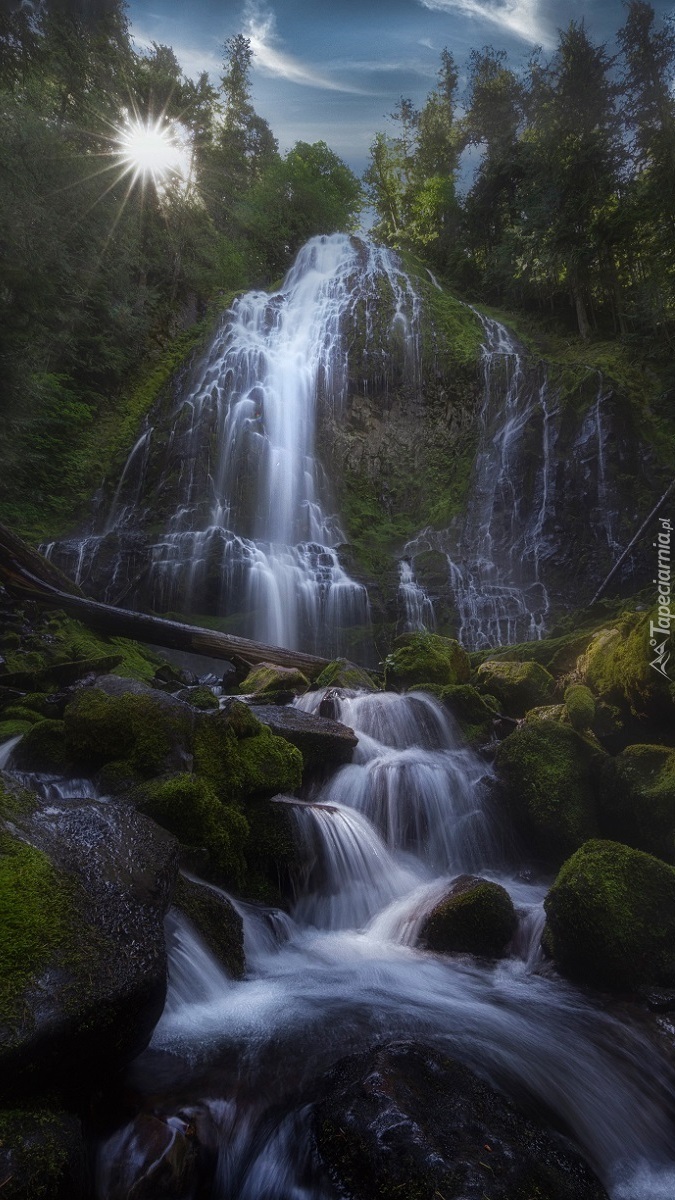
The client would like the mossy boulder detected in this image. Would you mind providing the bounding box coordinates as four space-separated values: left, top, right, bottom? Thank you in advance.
240 662 310 698
0 794 179 1094
577 612 674 722
431 684 499 745
315 1041 609 1200
384 632 470 691
419 875 517 958
315 658 378 692
173 875 245 979
251 704 358 773
243 797 301 906
598 745 675 863
1 706 44 727
475 660 555 717
64 677 194 778
179 685 219 711
194 707 302 804
524 704 567 724
564 685 595 731
136 774 248 887
0 720 33 741
495 721 601 864
12 719 67 773
543 839 675 991
0 1106 87 1199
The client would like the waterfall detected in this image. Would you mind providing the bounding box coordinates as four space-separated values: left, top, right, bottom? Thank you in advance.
45 235 423 659
93 688 675 1200
446 312 555 649
398 558 435 632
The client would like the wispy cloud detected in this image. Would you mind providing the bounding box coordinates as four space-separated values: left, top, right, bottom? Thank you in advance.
417 0 554 48
243 2 365 93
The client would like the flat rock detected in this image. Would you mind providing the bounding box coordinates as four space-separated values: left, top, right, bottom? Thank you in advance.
249 704 358 770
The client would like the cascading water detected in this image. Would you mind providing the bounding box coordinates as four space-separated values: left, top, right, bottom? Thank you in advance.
398 557 436 631
45 235 422 660
91 688 675 1199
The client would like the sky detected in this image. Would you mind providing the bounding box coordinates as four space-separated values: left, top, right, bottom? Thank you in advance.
126 0 675 174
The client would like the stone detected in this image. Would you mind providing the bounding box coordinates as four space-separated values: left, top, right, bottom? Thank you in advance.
476 659 555 717
598 744 675 863
419 874 517 958
173 874 245 979
385 632 471 691
249 704 358 772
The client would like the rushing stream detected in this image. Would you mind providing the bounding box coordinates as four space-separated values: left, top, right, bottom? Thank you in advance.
75 689 674 1199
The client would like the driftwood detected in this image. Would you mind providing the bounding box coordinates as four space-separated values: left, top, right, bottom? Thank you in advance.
0 522 331 677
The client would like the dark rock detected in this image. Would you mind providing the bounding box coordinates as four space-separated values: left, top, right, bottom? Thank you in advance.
98 1112 199 1200
173 874 245 978
153 663 199 690
419 874 517 958
250 704 358 772
0 799 179 1097
0 1106 88 1199
315 1041 608 1200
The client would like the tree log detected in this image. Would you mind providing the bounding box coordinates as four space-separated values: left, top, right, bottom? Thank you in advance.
0 522 332 677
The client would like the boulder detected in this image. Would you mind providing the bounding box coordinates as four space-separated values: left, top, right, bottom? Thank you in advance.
250 704 358 772
315 1041 608 1200
577 612 674 723
598 744 675 863
419 874 517 958
384 632 470 691
173 874 245 979
240 662 310 699
315 658 379 692
97 1112 200 1200
476 659 555 717
0 788 179 1095
418 683 499 745
193 705 303 802
543 839 675 991
135 774 249 888
11 719 68 773
495 720 601 864
564 684 595 732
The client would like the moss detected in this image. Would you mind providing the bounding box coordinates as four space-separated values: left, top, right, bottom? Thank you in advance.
184 685 219 711
564 684 596 731
543 839 675 990
0 720 33 741
475 660 555 717
12 720 67 774
240 663 310 696
599 744 675 863
579 611 673 721
524 704 567 724
385 633 470 691
315 658 379 692
0 1106 84 1199
137 774 248 886
1 706 44 727
194 710 302 804
19 695 61 719
0 815 75 1025
244 797 300 906
495 720 601 864
420 876 517 958
417 683 498 745
64 688 193 777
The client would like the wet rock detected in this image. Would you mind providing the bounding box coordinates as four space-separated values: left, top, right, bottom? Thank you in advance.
98 1112 199 1200
315 658 379 692
0 797 179 1097
419 874 517 958
173 875 245 978
11 718 68 773
153 663 199 691
315 1041 608 1200
250 704 358 772
240 662 310 699
598 744 675 863
543 839 675 992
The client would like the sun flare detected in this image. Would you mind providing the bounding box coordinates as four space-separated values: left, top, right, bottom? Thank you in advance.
116 117 191 190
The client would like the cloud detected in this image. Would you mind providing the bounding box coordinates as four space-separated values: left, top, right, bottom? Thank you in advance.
243 1 366 93
417 0 554 48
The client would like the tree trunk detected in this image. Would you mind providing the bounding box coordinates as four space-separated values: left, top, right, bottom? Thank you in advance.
0 523 332 677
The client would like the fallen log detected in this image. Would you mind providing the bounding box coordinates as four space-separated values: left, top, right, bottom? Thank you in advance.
0 522 331 677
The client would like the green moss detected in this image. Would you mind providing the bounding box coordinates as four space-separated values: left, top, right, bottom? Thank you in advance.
495 721 601 863
420 877 517 958
137 774 248 886
184 686 219 711
475 660 555 717
240 663 310 696
0 720 33 741
0 815 75 1025
64 688 193 777
385 633 471 691
417 683 498 745
543 839 675 990
599 744 675 863
194 710 302 804
315 658 379 692
564 684 596 731
579 611 673 721
0 1106 83 1199
1 707 44 727
12 721 67 774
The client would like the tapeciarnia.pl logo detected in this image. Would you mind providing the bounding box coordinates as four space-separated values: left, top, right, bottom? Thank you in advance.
650 516 673 680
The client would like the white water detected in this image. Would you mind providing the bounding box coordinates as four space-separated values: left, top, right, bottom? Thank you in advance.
96 689 675 1199
398 558 436 631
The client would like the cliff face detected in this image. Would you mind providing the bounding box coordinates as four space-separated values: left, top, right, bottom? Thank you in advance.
42 237 664 657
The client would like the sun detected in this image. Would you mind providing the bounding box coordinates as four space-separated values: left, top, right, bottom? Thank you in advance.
116 116 192 191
